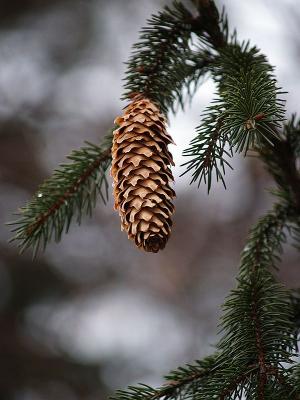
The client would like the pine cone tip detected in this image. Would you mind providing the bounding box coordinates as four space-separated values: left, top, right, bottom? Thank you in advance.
144 234 166 253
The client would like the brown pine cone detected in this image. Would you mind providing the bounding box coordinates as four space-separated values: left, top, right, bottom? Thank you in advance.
111 95 175 253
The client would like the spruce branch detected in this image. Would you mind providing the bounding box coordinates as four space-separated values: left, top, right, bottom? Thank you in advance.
290 365 300 398
285 114 300 157
191 0 227 49
7 1 300 397
181 205 297 400
111 204 298 400
123 1 222 114
213 204 296 399
181 104 232 191
114 1 299 399
9 0 226 253
9 134 112 256
215 43 285 153
111 355 218 400
260 116 300 210
183 42 285 190
291 289 300 334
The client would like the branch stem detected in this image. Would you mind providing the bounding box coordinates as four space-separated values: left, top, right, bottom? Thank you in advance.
26 148 111 236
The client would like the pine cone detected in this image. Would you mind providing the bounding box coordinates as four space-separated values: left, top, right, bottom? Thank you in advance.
111 95 175 253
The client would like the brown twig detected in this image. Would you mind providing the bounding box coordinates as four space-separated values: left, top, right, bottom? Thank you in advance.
251 272 267 400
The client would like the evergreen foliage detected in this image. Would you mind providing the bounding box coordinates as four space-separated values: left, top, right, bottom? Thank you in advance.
123 0 228 115
9 134 112 257
123 1 210 114
8 0 300 398
260 116 300 209
182 42 285 190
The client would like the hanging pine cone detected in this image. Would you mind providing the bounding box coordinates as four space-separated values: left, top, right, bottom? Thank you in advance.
111 95 175 253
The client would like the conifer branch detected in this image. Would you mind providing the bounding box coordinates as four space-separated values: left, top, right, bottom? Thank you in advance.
213 204 296 398
111 355 218 400
9 134 112 256
218 367 256 399
8 1 300 397
260 116 300 210
9 0 226 253
291 289 300 333
290 365 300 398
183 42 285 190
266 367 297 397
174 205 296 399
181 106 232 190
112 203 298 399
123 1 224 114
115 1 299 398
191 0 227 49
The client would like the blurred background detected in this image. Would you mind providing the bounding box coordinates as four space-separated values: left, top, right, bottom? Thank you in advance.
0 0 300 399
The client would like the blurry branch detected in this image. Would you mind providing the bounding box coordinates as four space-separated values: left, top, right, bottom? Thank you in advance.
9 134 112 257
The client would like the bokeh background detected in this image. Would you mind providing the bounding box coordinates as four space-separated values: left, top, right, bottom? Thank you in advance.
0 0 300 399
